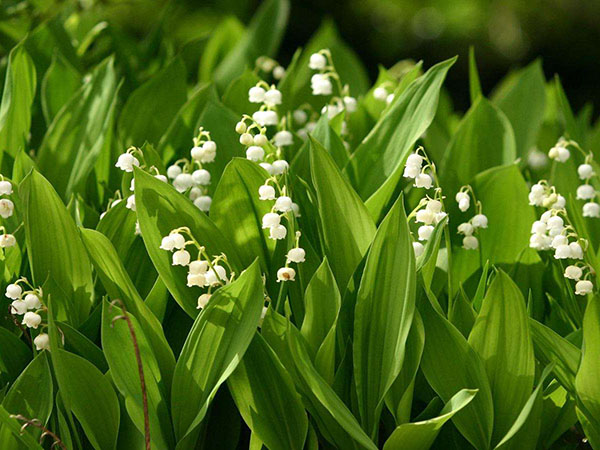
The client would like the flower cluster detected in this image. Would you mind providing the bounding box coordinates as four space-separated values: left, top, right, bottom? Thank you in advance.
373 83 395 105
6 278 49 350
258 177 303 281
160 227 234 309
403 149 434 189
528 181 593 295
547 138 571 163
575 156 600 218
0 176 16 249
236 115 291 174
455 186 488 250
248 81 281 126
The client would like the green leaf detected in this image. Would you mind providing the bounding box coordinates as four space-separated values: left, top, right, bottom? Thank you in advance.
383 389 478 450
492 60 546 156
229 333 308 450
419 294 494 450
0 328 30 386
301 258 341 357
222 69 262 116
20 170 94 326
0 353 53 448
0 43 36 164
469 47 482 104
213 0 290 91
80 228 175 381
353 198 416 437
41 51 81 124
171 260 263 446
346 57 456 199
575 296 600 447
118 57 187 146
199 17 245 82
529 318 580 395
58 321 107 372
468 270 535 444
310 137 376 290
102 300 175 449
0 405 42 449
211 158 274 272
37 56 119 199
134 168 242 316
441 97 516 191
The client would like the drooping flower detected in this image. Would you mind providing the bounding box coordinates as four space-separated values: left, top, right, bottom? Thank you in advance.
277 267 296 282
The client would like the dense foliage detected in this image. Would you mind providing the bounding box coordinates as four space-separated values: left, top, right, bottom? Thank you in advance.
0 1 599 449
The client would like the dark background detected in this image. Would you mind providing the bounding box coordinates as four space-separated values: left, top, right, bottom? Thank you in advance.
1 0 599 118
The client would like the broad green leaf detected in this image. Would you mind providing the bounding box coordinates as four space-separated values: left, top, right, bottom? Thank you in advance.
58 321 107 372
222 70 261 116
529 318 580 394
102 300 175 449
383 389 478 450
310 137 376 290
468 270 535 444
469 47 482 104
346 57 456 199
354 198 416 437
41 51 81 124
229 333 308 450
20 170 94 326
441 97 516 191
494 366 554 450
575 296 600 447
301 258 341 357
0 43 36 164
134 168 242 316
211 158 274 272
492 60 546 156
0 328 30 386
0 353 53 449
80 228 175 382
37 56 119 199
385 312 425 424
118 57 187 146
171 260 263 447
96 200 137 259
213 0 290 90
419 294 493 450
199 17 245 82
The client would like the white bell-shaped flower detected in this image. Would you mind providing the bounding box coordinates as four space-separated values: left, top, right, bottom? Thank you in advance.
264 89 282 106
373 87 388 101
187 273 206 287
576 184 596 200
173 173 194 192
273 66 285 79
197 293 211 309
205 265 227 286
246 146 265 162
546 216 564 230
554 244 571 259
291 202 301 218
311 74 333 96
248 86 266 103
531 221 547 234
583 202 600 218
6 283 22 299
550 234 568 249
0 233 16 248
240 133 254 146
462 235 479 250
578 164 595 180
172 249 191 266
194 196 212 212
286 247 306 263
569 242 584 259
262 213 280 229
548 145 570 162
415 209 435 225
115 153 140 172
418 225 434 241
189 260 209 275
309 53 327 70
274 131 293 147
552 194 566 209
160 233 186 251
343 96 357 112
24 293 41 310
403 165 420 179
426 200 442 213
253 110 279 126
10 300 27 315
34 333 50 351
277 267 296 282
253 134 268 147
271 160 289 175
269 224 287 240
125 195 136 211
167 165 182 179
260 163 275 175
0 180 12 195
575 279 593 295
293 109 307 125
412 242 425 258
529 233 551 250
22 311 42 329
564 265 582 280
455 192 470 211
414 173 433 189
258 185 276 201
274 196 293 212
458 222 474 236
472 214 488 229
0 198 14 218
192 169 211 186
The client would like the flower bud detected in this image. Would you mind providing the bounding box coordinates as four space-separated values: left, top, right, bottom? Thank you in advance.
240 133 254 146
277 267 296 282
373 87 388 101
190 146 204 160
311 74 332 96
235 121 247 134
273 66 285 80
293 110 307 125
343 96 357 112
253 134 268 147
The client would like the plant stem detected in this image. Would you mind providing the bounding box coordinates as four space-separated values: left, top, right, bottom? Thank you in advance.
10 414 67 449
